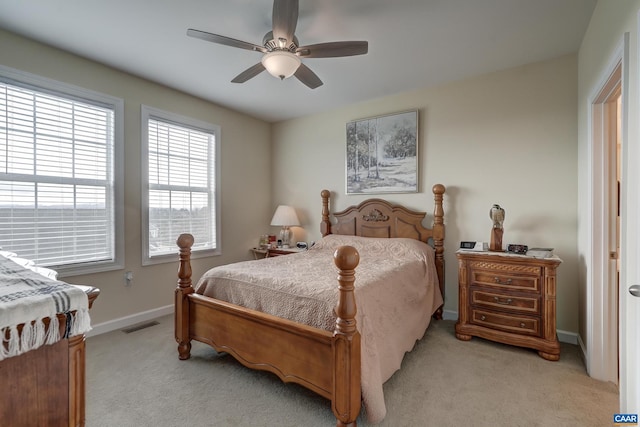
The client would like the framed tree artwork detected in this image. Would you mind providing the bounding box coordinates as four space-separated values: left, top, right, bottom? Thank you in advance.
346 110 418 194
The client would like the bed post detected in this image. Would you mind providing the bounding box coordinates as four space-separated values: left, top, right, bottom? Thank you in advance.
175 233 194 360
332 245 361 427
321 189 332 236
432 184 446 319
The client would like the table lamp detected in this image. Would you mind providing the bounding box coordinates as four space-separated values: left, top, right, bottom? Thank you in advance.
270 205 300 248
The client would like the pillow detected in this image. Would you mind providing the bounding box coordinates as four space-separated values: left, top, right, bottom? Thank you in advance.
311 234 434 261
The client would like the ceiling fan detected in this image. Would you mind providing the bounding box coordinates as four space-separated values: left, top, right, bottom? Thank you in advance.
187 0 368 89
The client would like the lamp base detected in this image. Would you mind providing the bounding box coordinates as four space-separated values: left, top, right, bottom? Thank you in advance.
279 226 291 248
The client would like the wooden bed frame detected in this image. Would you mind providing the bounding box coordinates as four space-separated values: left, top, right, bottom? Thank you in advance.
0 287 100 427
175 184 445 426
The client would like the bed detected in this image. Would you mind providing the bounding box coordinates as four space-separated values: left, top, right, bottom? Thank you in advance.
175 184 445 426
0 253 99 427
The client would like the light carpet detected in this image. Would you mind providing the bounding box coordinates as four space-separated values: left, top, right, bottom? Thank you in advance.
86 315 618 426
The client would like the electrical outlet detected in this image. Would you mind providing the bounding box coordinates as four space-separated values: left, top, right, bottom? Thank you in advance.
124 271 133 286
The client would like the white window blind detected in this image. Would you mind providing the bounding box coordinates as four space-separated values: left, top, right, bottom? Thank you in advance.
0 79 117 269
144 108 218 261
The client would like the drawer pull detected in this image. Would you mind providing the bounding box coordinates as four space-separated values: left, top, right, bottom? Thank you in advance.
494 277 513 285
480 315 486 321
493 296 513 305
520 322 526 328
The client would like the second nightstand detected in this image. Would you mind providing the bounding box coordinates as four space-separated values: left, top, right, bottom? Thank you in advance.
454 250 562 361
250 247 305 259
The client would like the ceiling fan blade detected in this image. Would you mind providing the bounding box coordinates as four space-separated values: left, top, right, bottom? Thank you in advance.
187 29 266 53
272 0 298 46
231 63 266 83
294 63 323 89
296 41 368 58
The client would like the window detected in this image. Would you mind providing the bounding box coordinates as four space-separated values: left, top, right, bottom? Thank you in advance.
0 66 124 276
141 105 220 265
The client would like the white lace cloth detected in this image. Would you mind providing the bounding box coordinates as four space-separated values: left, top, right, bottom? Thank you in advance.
196 234 443 423
0 254 91 361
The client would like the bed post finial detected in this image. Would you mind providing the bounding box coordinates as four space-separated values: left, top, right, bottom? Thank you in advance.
321 189 331 237
332 245 361 427
177 233 194 289
432 184 446 319
334 246 359 335
175 233 194 360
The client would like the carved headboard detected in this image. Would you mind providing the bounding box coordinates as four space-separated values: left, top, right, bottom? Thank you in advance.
320 184 446 317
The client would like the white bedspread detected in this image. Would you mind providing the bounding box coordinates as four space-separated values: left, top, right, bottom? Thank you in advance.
195 235 443 423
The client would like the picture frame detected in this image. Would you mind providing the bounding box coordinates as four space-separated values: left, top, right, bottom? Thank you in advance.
346 109 418 194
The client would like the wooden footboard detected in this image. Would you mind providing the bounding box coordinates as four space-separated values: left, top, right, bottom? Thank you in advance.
175 235 362 426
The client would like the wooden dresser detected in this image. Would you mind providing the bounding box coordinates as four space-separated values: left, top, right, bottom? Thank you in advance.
454 250 562 360
0 286 99 426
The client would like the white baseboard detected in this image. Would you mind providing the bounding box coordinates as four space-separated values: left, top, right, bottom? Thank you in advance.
442 309 458 321
577 333 588 368
88 305 174 337
440 309 578 344
89 305 580 346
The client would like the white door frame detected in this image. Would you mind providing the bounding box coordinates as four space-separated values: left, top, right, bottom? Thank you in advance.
619 14 640 413
585 33 628 384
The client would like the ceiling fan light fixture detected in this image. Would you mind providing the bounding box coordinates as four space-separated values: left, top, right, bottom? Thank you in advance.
261 51 301 80
187 0 368 88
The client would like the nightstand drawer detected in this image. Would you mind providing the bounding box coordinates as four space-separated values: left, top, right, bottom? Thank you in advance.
470 288 540 315
250 248 305 259
471 309 540 337
471 269 540 292
267 249 292 256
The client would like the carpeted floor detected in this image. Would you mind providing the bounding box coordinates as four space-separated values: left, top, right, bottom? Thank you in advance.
86 315 618 426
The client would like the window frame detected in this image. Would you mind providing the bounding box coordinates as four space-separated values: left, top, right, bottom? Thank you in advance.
141 104 221 266
0 65 125 277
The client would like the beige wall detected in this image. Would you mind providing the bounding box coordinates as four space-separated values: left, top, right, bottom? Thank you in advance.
273 54 580 333
0 29 272 325
0 29 583 334
577 1 640 349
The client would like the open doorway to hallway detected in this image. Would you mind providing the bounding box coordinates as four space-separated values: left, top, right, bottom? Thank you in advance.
591 60 621 385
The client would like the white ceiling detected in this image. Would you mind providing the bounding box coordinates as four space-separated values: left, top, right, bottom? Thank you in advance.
0 0 596 123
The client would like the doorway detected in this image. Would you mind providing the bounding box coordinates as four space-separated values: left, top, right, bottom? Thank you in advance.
588 56 622 385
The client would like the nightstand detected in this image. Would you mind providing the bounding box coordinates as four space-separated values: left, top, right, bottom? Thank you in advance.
454 250 562 361
250 247 305 259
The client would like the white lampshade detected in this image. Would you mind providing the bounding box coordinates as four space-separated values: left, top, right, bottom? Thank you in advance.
270 205 300 248
261 51 301 80
270 205 300 226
